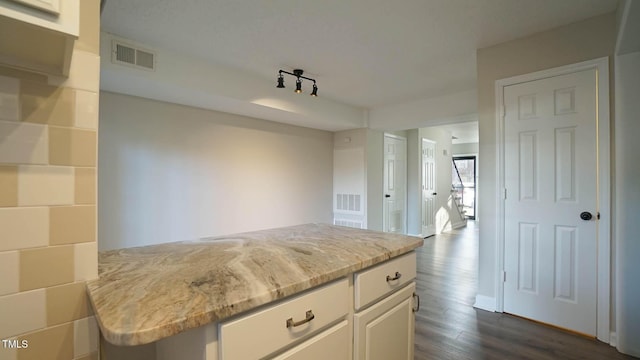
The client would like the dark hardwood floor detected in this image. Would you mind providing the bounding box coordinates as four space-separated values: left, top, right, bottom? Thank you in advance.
413 221 635 360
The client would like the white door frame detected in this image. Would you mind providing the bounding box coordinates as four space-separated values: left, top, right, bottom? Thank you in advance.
494 57 611 342
383 133 408 234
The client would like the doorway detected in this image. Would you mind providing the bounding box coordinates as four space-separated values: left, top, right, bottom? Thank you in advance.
452 156 476 220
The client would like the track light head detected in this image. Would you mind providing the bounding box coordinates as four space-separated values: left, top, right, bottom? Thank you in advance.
276 73 285 88
295 79 302 93
310 83 318 97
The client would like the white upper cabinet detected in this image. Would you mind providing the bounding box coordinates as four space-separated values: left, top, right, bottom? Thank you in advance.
0 0 79 76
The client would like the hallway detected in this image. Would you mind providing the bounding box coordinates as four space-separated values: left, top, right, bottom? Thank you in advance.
413 221 634 359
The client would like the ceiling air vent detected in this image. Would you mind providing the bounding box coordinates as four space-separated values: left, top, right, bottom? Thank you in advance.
111 40 156 71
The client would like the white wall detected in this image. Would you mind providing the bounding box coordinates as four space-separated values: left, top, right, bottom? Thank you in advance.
98 92 334 250
332 128 385 231
475 13 616 305
368 89 477 131
614 50 640 357
333 129 368 228
452 142 479 155
365 129 384 231
406 129 421 235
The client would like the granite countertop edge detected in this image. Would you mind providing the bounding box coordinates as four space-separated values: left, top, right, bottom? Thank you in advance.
87 223 424 346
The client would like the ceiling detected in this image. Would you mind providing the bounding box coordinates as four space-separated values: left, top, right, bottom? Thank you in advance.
100 0 619 124
436 122 479 144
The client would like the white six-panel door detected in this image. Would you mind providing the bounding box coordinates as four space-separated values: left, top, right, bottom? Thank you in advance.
383 135 406 234
421 139 436 237
503 69 598 335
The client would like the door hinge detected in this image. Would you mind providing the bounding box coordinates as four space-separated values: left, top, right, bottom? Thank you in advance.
501 104 506 119
502 270 506 282
503 188 507 200
597 212 601 220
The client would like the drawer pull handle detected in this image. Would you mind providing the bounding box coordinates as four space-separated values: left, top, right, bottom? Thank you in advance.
412 292 420 312
386 272 402 282
286 310 315 328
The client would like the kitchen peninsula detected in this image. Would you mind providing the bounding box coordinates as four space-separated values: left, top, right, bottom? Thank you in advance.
88 223 424 359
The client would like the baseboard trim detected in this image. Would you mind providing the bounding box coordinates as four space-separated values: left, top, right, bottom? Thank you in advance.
451 221 467 230
609 332 617 347
473 295 496 312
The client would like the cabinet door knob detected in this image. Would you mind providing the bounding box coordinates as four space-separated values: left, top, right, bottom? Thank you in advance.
286 310 315 328
386 272 402 282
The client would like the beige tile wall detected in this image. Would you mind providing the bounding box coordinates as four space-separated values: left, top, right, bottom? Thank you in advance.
0 1 101 359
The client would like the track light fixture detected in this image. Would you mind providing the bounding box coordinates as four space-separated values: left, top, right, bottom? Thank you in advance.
277 69 318 97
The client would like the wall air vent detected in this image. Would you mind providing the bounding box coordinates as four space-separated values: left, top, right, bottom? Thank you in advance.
336 194 361 213
111 40 156 71
333 219 363 229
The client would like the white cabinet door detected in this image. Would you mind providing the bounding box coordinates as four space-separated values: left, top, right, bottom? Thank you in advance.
354 283 415 360
0 0 79 75
0 0 78 35
8 0 60 15
272 321 350 360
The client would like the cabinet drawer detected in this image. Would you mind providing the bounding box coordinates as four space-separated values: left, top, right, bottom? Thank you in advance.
354 252 416 310
219 278 349 360
272 320 350 360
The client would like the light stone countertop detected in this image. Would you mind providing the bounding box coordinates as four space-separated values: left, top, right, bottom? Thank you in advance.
87 223 424 346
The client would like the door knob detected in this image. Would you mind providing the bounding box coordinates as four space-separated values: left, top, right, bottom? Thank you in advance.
385 194 391 198
580 212 593 221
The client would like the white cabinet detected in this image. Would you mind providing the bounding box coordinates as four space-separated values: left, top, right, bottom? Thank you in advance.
4 0 61 16
353 252 417 360
354 283 415 360
0 0 79 76
153 252 418 360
